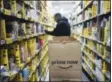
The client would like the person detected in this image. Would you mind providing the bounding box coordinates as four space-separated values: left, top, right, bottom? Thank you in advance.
45 13 71 36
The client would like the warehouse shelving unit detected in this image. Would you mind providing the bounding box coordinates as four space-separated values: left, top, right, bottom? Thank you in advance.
0 0 54 82
71 0 111 81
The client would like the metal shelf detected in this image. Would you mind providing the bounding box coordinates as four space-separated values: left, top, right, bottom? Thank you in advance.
73 11 110 26
77 0 94 16
82 57 102 81
98 11 111 17
9 49 40 81
82 63 94 80
0 33 45 46
83 51 110 80
73 15 97 26
0 8 39 23
82 57 96 77
81 35 104 45
39 64 49 81
81 35 111 50
41 22 53 27
9 41 47 81
84 44 110 64
83 51 103 72
24 1 35 9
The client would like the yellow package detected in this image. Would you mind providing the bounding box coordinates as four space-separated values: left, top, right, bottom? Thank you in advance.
14 44 21 66
1 49 9 69
27 40 32 56
0 20 6 40
104 1 110 13
0 0 3 8
104 19 110 43
92 2 97 17
10 0 17 14
102 61 108 73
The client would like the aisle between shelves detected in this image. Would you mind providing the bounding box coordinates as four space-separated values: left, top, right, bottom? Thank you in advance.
71 0 110 81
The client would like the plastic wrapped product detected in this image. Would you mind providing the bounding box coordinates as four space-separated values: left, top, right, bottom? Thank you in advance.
18 23 26 37
16 0 23 15
22 67 29 81
12 21 19 40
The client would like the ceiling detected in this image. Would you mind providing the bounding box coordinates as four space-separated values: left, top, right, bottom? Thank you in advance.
51 1 78 19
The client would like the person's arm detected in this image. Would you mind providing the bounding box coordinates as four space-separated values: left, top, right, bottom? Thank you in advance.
45 23 62 36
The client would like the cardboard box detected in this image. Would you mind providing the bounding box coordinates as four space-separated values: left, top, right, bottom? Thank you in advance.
50 70 81 79
48 37 82 81
51 78 81 81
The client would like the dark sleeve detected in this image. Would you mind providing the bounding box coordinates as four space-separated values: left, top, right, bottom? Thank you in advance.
45 21 71 36
45 23 62 36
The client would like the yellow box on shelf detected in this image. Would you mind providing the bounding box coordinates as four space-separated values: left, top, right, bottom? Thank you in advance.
3 9 11 16
104 18 110 43
21 3 25 18
96 43 100 53
43 65 48 77
82 63 89 74
28 62 37 81
92 1 97 17
31 18 34 22
83 1 88 7
0 48 9 70
13 73 23 81
41 56 48 69
102 61 108 73
29 73 36 81
83 28 88 37
10 0 17 14
83 57 95 79
14 44 21 66
20 63 25 70
104 1 110 13
0 19 6 40
26 57 32 63
17 36 23 41
10 71 18 81
103 47 107 59
17 14 22 19
6 38 13 44
0 0 3 8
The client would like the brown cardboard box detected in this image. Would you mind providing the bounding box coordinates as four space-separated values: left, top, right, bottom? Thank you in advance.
51 78 81 81
50 70 82 79
48 37 82 81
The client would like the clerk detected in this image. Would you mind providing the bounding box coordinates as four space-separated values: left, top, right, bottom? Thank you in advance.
45 13 71 36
